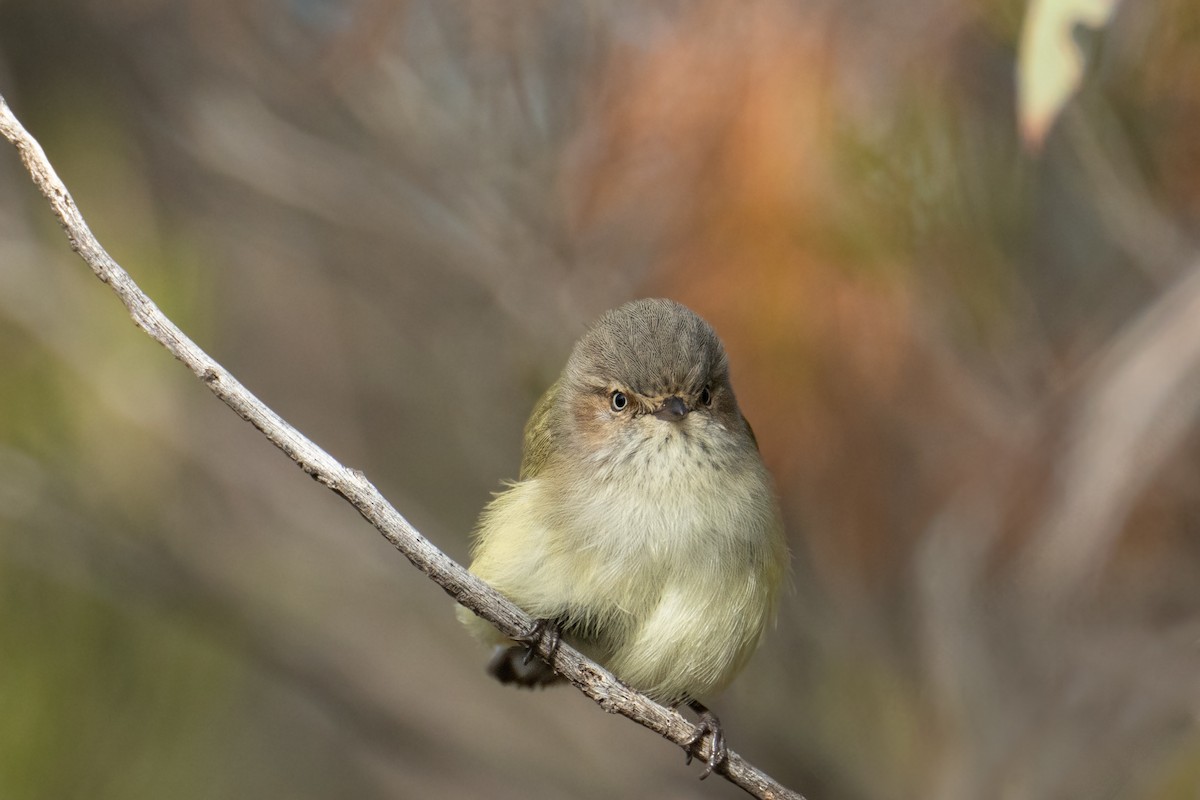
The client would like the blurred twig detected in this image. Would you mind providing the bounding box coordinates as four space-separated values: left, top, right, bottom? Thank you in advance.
1027 260 1200 597
0 91 803 800
1025 110 1200 597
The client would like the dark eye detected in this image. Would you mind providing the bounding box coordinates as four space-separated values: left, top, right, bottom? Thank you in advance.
700 386 713 406
610 391 628 412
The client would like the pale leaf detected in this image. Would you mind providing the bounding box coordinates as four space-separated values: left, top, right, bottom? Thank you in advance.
1017 0 1120 150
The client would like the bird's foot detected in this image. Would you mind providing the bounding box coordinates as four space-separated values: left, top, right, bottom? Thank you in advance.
484 618 564 688
683 699 727 779
518 617 562 666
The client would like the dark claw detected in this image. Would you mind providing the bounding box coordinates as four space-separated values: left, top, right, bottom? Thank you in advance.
683 700 727 779
518 618 562 666
485 618 565 689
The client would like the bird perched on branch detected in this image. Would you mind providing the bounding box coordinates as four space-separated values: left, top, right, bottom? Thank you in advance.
458 297 787 777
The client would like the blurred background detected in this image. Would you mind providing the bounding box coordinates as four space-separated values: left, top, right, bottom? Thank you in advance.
1 1 1199 798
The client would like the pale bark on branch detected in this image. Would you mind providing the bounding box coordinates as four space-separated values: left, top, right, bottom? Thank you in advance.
0 92 804 800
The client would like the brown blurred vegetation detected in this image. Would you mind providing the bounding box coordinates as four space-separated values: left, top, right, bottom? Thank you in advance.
3 1 1200 798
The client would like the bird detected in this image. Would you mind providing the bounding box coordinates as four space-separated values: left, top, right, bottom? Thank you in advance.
458 297 786 777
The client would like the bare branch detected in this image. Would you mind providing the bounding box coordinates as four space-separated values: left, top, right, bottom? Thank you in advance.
0 92 803 800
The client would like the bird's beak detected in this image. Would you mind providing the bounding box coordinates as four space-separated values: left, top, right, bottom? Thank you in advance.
652 395 689 422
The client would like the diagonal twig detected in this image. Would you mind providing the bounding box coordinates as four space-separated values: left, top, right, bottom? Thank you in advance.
0 92 803 800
